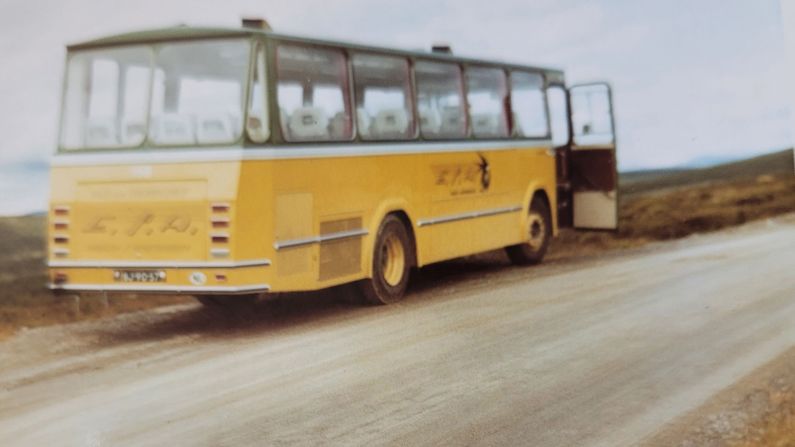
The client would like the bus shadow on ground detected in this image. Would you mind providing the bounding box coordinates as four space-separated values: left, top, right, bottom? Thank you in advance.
93 251 513 345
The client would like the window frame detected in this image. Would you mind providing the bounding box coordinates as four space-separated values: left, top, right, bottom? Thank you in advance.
509 69 552 140
58 45 155 152
246 39 270 144
463 64 511 140
147 38 252 148
413 58 469 141
351 51 418 142
273 41 356 144
58 37 255 153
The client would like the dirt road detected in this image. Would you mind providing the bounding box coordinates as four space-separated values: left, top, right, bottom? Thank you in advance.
1 216 794 446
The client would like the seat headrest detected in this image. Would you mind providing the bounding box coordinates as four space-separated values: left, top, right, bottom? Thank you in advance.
197 114 235 144
288 107 329 140
471 113 503 137
419 109 441 135
84 117 117 147
151 114 195 145
372 108 409 139
439 107 465 136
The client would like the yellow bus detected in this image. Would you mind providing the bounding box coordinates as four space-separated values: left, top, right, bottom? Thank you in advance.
48 20 617 306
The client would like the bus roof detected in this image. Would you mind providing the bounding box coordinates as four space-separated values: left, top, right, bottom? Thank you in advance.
67 25 565 84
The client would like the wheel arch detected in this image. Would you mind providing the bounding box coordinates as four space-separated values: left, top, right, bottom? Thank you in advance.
522 183 558 235
365 200 419 277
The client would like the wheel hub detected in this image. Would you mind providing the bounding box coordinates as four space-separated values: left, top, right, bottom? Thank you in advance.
381 233 405 287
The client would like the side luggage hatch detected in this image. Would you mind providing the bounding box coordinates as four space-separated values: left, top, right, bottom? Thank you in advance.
568 83 618 230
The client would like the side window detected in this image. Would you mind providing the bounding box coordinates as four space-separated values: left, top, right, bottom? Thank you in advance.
352 54 414 140
465 67 509 138
247 42 269 143
547 86 569 147
414 61 467 139
511 71 548 138
276 44 352 142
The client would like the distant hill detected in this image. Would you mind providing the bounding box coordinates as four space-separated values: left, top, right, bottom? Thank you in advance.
0 215 45 261
620 149 795 195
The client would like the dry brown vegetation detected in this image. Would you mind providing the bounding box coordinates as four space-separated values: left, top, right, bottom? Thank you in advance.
550 172 795 260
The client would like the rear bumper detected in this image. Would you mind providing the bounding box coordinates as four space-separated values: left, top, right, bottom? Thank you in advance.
47 259 271 295
48 283 270 295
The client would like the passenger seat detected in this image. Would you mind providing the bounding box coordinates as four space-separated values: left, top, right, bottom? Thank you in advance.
288 107 329 140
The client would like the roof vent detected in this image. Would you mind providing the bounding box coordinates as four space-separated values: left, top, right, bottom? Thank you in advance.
431 43 452 54
242 17 272 31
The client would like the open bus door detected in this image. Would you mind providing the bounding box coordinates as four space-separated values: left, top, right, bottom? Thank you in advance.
567 83 618 230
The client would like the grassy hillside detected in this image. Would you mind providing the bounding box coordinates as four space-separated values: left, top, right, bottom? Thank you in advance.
620 149 794 195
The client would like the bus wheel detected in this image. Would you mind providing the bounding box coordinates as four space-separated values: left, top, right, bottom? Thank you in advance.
359 215 411 305
194 294 259 307
506 196 551 265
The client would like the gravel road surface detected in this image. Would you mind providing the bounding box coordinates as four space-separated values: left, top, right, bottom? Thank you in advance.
1 216 793 446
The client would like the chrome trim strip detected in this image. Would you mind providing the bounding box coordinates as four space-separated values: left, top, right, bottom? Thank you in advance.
51 140 553 166
47 259 272 268
417 205 523 227
48 283 271 294
274 228 368 250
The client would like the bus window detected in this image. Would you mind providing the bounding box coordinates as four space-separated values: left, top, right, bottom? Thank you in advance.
465 67 509 139
149 39 249 146
571 84 614 146
60 46 151 150
511 72 548 138
414 61 467 139
276 44 352 142
547 86 569 147
247 42 269 143
352 54 414 140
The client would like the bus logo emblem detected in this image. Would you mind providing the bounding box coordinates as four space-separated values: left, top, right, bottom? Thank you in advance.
477 153 490 191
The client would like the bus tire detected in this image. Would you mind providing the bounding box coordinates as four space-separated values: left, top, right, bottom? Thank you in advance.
194 294 259 308
506 196 552 265
359 215 411 305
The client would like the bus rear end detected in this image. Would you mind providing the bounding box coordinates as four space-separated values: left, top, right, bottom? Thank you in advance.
47 33 273 298
48 161 271 295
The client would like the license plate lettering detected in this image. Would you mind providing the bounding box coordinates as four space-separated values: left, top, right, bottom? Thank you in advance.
113 270 166 283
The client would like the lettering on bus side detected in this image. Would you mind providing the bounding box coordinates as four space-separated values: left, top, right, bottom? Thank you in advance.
432 153 491 196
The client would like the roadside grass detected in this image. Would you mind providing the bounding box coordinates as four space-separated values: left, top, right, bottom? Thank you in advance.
549 174 795 260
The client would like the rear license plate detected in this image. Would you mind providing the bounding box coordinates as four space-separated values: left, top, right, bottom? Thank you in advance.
113 270 166 283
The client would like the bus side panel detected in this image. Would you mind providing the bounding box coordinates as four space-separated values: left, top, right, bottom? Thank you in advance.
265 153 419 292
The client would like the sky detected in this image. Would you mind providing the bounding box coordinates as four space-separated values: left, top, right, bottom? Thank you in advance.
0 0 792 213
